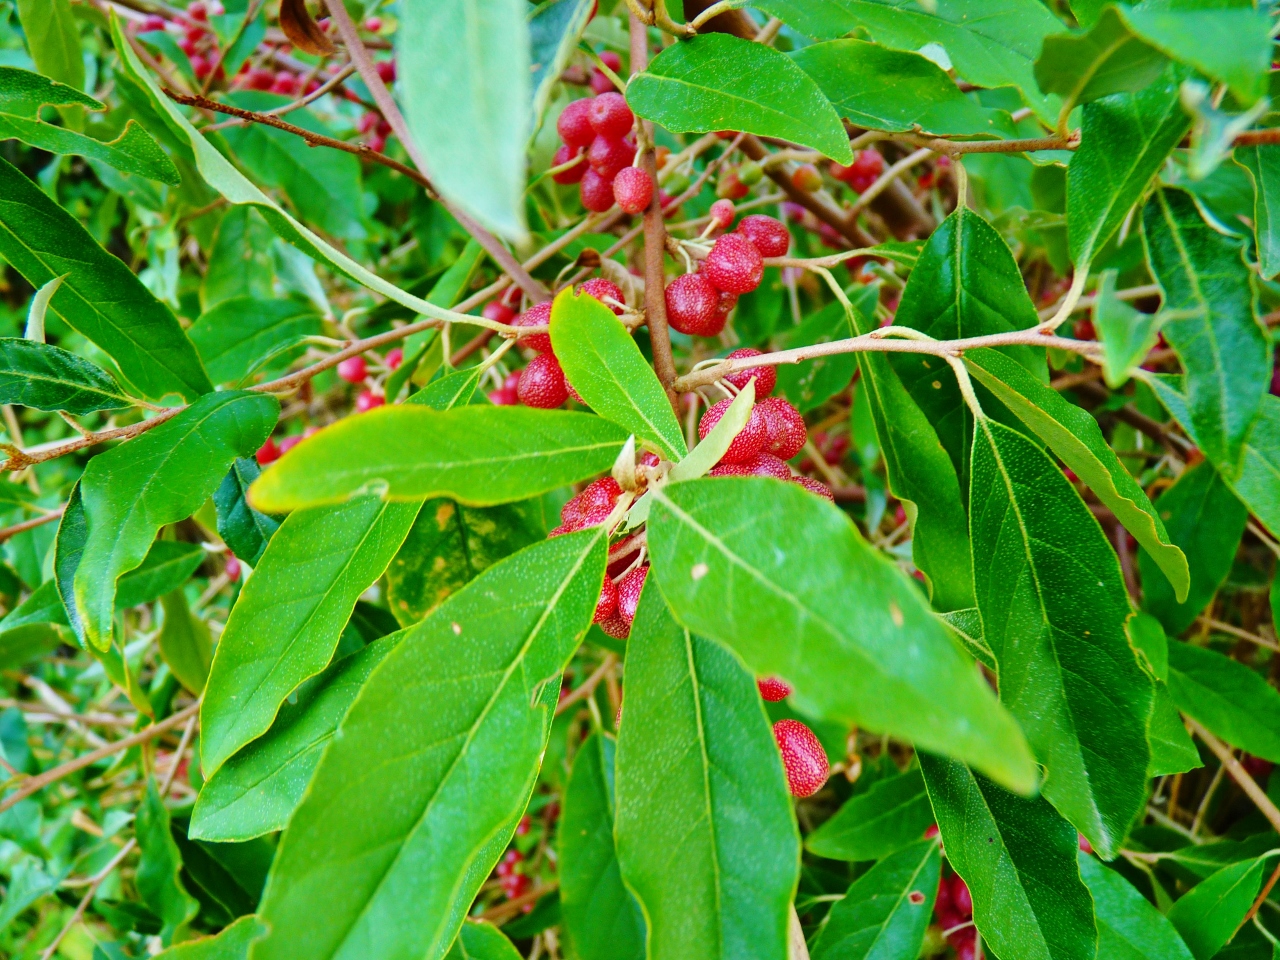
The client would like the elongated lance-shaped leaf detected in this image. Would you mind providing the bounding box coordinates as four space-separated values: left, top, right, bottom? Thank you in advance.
550 288 686 461
253 529 607 960
529 0 593 132
969 416 1152 857
919 753 1097 960
249 407 629 513
1167 640 1280 764
615 586 799 960
964 347 1189 601
158 589 212 694
1141 186 1270 477
192 631 406 842
188 297 322 386
0 337 132 414
136 779 200 946
804 768 935 863
1078 851 1195 960
810 839 941 960
200 497 420 775
16 0 82 92
647 477 1036 794
74 391 278 650
1093 269 1163 389
0 157 211 401
1167 855 1276 960
559 733 645 960
1237 144 1280 280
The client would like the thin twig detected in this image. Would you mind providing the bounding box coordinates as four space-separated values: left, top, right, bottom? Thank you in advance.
206 63 358 130
0 507 65 542
556 655 618 717
479 881 559 924
1197 617 1280 652
1239 861 1280 935
1186 718 1280 834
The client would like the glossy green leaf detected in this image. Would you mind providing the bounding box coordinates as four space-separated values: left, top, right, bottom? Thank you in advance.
627 34 852 164
551 288 685 460
0 580 66 631
0 623 68 671
445 922 523 960
397 0 529 239
970 417 1152 857
74 391 278 650
755 0 1064 123
117 541 207 609
188 297 322 385
202 207 277 310
0 156 212 402
0 337 131 413
249 407 628 513
774 290 872 415
1122 5 1271 104
1138 461 1246 635
615 586 799 960
1141 187 1270 477
200 497 420 775
1078 852 1196 960
153 915 268 959
159 590 212 695
1034 7 1170 112
1094 269 1163 389
407 367 484 411
964 347 1188 601
919 753 1097 960
1168 856 1275 960
15 0 82 92
810 839 940 960
793 40 1016 139
386 498 543 627
1148 683 1203 777
253 529 606 960
214 458 280 566
529 0 594 129
191 631 404 842
1068 66 1190 267
647 477 1036 794
136 779 201 946
560 733 645 960
1167 641 1280 764
1236 144 1280 280
805 768 935 863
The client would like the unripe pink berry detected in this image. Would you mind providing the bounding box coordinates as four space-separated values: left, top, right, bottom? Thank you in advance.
552 144 586 184
709 199 735 229
699 399 768 465
590 69 615 94
587 135 633 180
488 387 519 406
665 273 723 337
512 302 553 354
337 355 367 383
557 98 595 149
363 16 382 31
793 476 834 501
278 434 303 455
724 348 776 396
578 278 625 315
594 575 620 622
790 164 822 192
580 169 615 212
355 390 384 412
385 347 403 371
224 555 241 580
613 167 653 214
188 1 208 19
587 91 633 140
517 353 569 408
141 15 168 31
736 215 790 258
758 396 806 459
774 719 828 797
757 676 793 701
703 233 763 294
599 51 622 73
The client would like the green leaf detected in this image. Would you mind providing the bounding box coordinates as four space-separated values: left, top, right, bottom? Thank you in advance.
253 529 606 960
919 752 1098 960
774 290 869 414
407 367 485 411
804 768 935 862
386 498 543 627
1168 856 1275 960
188 297 322 385
1141 186 1270 476
529 0 594 130
0 156 212 401
560 732 645 960
1167 641 1280 764
74 391 278 650
0 337 132 413
626 34 853 164
0 623 68 671
646 477 1036 794
964 347 1189 601
159 589 212 694
1034 7 1170 113
615 586 799 960
136 779 201 946
15 0 82 92
551 288 685 460
0 579 66 631
397 0 530 239
1068 66 1190 268
214 458 281 566
970 417 1152 857
248 407 628 513
1078 851 1196 960
191 631 405 842
1236 144 1280 280
153 915 268 959
1148 682 1203 777
200 497 420 775
754 0 1065 124
1122 5 1271 105
202 207 277 310
446 922 523 960
809 839 941 960
794 40 1017 139
1094 269 1163 389
1138 460 1246 635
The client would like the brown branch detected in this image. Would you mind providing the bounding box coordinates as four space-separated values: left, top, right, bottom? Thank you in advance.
2 407 184 472
478 881 559 924
0 507 65 543
555 654 618 716
1185 717 1280 835
1239 860 1280 935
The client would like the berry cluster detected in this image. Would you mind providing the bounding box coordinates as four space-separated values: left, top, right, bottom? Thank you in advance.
933 869 976 960
495 849 530 905
830 149 886 194
553 92 653 215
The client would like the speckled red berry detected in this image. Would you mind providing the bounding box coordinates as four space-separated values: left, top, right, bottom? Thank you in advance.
758 396 806 459
580 168 615 212
699 399 768 465
703 233 763 294
724 348 776 396
758 676 793 702
665 273 722 337
774 719 828 798
588 135 633 180
617 563 647 623
708 462 750 477
794 476 834 501
578 278 625 315
561 477 623 529
737 215 790 258
588 91 633 139
517 353 569 408
613 166 653 214
742 453 792 479
594 575 619 623
709 198 735 228
552 144 586 184
483 301 516 325
488 387 519 406
512 302 553 354
557 98 595 148
355 390 384 412
337 355 367 384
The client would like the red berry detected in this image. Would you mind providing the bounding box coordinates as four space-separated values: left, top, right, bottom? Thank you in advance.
270 72 298 95
588 92 632 140
246 67 275 91
594 576 620 623
758 397 806 459
1078 833 1094 854
367 133 388 154
616 563 648 624
337 355 367 383
384 348 404 372
141 15 168 31
791 164 822 192
224 555 241 580
188 1 208 20
951 875 972 916
599 51 622 73
580 168 615 212
558 98 595 148
665 274 722 337
517 354 569 408
703 233 763 294
851 148 884 181
552 144 586 184
708 463 750 477
829 161 856 184
638 451 661 469
590 69 615 94
256 438 279 465
774 719 828 798
375 60 396 83
716 170 749 200
1074 318 1096 341
709 199 735 228
561 477 623 528
724 348 776 397
613 166 653 214
578 278 625 315
488 388 519 406
742 453 792 479
497 849 523 877
587 135 633 180
924 824 939 839
737 215 790 258
355 390 384 412
190 54 212 79
794 476 834 501
699 399 768 465
363 16 382 31
278 434 303 455
483 301 517 325
757 676 792 701
512 302 553 354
